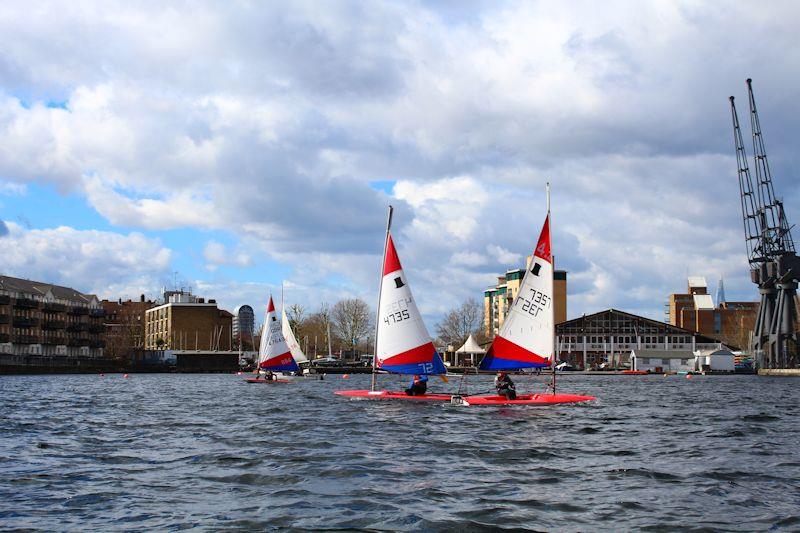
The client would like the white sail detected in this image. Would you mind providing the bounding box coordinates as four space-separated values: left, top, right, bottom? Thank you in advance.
375 233 445 375
480 214 553 370
257 296 299 372
282 308 308 364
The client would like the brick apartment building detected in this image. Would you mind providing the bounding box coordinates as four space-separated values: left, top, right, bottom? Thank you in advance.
102 295 157 359
144 290 233 351
668 277 757 350
0 275 105 359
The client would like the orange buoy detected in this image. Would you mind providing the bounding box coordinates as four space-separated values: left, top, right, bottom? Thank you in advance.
99 373 104 377
686 374 693 379
123 373 130 379
342 374 350 379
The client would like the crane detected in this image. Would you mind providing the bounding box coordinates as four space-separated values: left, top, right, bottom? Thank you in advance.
729 78 800 369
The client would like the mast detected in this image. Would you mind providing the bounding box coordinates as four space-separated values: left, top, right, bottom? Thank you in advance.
548 182 556 394
371 205 394 391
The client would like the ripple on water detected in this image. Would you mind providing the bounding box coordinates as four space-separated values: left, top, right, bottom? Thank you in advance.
0 373 799 530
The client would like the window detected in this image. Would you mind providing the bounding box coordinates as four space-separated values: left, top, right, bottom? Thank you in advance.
661 359 669 365
640 357 649 364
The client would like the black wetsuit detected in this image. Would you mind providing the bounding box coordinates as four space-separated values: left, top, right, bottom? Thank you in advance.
495 375 517 400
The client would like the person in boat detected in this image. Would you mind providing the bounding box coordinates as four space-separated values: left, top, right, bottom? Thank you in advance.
495 371 517 400
405 374 428 396
262 370 274 381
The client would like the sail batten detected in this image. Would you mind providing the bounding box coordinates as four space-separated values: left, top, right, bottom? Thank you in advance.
480 214 554 371
375 234 446 375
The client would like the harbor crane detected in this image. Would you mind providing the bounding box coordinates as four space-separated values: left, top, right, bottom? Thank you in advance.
729 78 800 369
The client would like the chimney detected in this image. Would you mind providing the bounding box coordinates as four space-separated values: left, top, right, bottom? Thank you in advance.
140 294 145 302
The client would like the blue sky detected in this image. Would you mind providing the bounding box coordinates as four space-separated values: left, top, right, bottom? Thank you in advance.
1 1 799 325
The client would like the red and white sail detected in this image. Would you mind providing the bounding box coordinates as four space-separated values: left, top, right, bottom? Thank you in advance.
282 308 308 364
375 234 446 375
480 214 553 370
258 296 300 372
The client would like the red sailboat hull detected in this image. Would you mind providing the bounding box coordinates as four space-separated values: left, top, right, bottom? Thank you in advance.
334 389 595 405
334 389 453 401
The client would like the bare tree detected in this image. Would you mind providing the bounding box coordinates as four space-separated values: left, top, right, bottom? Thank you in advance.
287 303 306 333
332 298 372 359
436 298 484 348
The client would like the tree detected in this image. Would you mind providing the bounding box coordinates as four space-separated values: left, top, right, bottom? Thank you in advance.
286 303 306 334
435 298 484 348
332 298 372 358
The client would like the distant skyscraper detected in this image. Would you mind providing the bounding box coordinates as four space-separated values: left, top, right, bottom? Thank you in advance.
715 277 726 307
233 305 255 340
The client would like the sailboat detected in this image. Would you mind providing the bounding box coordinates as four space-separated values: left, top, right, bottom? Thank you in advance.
245 295 298 384
452 184 595 406
335 206 452 401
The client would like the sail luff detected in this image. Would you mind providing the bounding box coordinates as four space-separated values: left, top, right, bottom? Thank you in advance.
372 205 393 391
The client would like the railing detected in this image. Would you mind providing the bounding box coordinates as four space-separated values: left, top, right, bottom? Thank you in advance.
88 324 105 334
0 314 9 324
42 320 66 330
42 337 67 345
89 308 105 318
0 295 10 305
15 297 40 309
42 302 67 313
12 317 39 328
67 306 89 316
12 334 37 344
66 323 88 332
0 333 9 343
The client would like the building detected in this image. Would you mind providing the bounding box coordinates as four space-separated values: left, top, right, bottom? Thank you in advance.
101 296 157 359
556 309 726 369
695 348 736 372
233 304 255 342
144 290 233 351
668 277 757 349
631 349 695 373
0 275 105 359
484 256 567 337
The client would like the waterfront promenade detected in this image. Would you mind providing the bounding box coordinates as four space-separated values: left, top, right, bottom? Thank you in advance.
1 372 798 530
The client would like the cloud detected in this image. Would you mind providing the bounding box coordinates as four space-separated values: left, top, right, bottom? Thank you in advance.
203 240 252 271
0 220 8 237
0 222 173 299
0 1 797 321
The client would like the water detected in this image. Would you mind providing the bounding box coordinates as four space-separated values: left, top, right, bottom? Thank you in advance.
1 373 799 531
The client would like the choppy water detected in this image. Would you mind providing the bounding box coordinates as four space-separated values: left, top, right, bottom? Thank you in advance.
1 372 799 531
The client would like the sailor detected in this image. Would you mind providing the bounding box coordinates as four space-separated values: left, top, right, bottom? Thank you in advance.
265 370 275 381
405 374 428 396
495 371 517 400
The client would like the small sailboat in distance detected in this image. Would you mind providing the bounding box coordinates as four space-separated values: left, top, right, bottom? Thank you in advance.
245 295 297 384
452 184 595 406
335 206 452 401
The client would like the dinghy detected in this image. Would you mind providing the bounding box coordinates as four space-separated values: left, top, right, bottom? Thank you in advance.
246 295 297 384
334 206 449 400
459 184 595 406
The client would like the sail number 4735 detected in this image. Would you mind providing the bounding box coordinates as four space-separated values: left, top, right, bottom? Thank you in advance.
383 298 413 325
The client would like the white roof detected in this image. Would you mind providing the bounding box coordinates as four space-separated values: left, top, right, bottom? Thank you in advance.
695 348 734 356
693 294 715 310
456 334 486 354
688 276 707 288
630 349 694 359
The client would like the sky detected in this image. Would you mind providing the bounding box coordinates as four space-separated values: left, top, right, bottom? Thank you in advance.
1 1 799 326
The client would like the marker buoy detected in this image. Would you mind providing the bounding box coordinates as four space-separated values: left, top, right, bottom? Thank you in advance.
99 373 105 377
342 374 350 379
686 374 693 379
237 371 242 376
123 374 130 379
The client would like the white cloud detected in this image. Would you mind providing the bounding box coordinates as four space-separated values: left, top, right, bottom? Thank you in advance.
0 1 797 320
0 221 173 299
202 240 252 271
